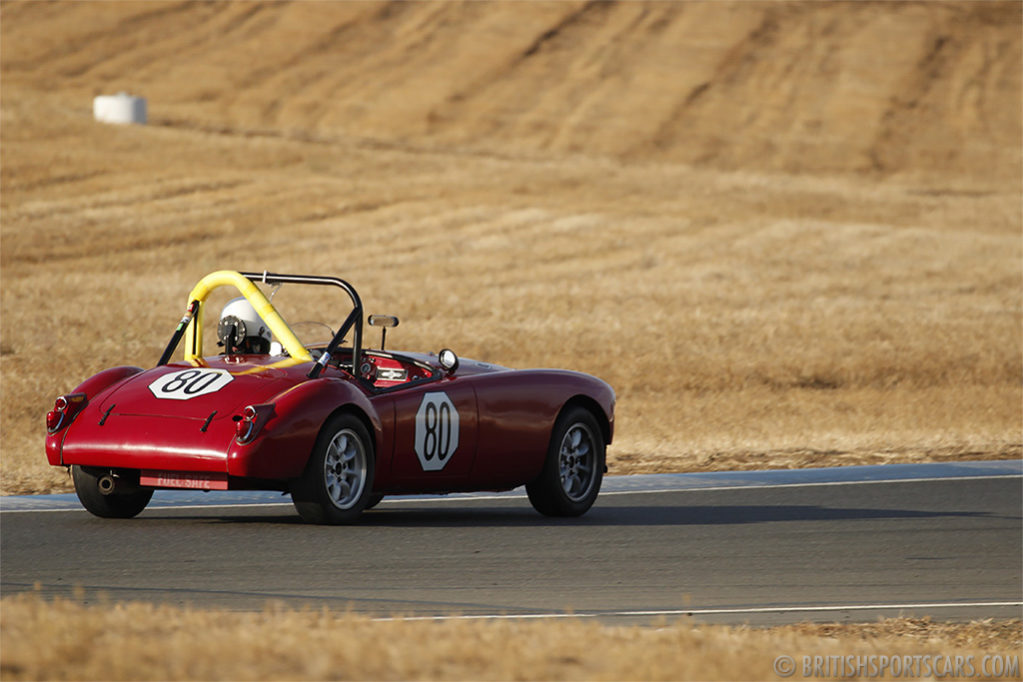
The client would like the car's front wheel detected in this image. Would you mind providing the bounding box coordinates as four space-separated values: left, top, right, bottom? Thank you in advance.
71 466 153 519
526 407 604 517
291 413 375 525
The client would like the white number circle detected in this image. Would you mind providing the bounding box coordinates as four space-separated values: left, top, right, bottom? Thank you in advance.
414 392 460 471
148 369 233 400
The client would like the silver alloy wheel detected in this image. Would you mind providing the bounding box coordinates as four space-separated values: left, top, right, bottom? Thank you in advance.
323 428 367 510
558 423 597 502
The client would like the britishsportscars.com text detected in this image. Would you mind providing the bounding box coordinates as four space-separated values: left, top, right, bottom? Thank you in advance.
773 654 1021 679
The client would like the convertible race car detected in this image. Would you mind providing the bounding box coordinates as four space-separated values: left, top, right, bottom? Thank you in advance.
45 271 615 524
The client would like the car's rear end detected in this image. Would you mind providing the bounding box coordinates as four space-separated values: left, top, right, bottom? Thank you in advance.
46 358 305 494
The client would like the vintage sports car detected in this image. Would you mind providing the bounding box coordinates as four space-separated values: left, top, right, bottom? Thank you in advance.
45 271 615 524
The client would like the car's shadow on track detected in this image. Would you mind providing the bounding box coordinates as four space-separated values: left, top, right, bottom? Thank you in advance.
360 505 993 527
145 504 995 527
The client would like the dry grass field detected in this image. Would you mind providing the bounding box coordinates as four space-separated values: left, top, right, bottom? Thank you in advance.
1 593 1020 681
1 2 1021 679
1 1 1019 494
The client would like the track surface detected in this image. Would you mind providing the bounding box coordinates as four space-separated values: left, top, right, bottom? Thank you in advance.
2 464 1020 625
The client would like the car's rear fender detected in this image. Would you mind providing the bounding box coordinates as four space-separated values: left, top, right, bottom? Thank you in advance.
226 378 383 480
46 366 145 466
73 366 146 399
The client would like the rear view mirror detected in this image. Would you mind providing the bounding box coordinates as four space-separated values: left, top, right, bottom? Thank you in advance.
368 315 399 350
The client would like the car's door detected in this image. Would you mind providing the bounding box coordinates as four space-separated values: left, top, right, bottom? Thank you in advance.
379 376 479 491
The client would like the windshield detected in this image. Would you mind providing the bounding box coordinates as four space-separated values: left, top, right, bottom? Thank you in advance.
287 321 337 349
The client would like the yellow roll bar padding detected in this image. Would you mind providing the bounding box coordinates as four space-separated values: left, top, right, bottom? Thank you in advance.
183 270 312 364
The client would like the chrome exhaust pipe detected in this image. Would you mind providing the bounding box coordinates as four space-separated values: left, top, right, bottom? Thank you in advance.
97 474 138 496
97 475 116 495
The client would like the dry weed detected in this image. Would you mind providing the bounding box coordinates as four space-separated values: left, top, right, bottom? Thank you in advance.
1 594 1020 681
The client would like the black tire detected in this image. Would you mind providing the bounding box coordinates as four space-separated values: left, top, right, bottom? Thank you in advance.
364 493 385 510
291 413 375 525
526 407 605 517
71 466 153 519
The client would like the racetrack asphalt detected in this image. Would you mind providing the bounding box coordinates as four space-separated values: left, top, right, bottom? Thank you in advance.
2 461 1020 626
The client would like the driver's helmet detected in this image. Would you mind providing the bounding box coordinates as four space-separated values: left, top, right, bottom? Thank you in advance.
217 297 271 354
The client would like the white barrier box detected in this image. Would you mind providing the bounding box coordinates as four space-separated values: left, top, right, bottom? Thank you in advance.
93 92 147 125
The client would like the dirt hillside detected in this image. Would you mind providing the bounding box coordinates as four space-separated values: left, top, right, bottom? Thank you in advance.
1 1 1020 493
3 1 1020 182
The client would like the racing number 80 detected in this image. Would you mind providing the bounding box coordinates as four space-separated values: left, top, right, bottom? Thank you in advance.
422 400 452 462
414 392 460 472
148 368 233 401
162 369 222 395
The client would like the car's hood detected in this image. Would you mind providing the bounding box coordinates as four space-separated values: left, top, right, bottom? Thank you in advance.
95 359 302 422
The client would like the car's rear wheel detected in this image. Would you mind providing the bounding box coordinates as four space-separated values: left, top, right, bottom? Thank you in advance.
71 466 153 519
526 407 604 517
291 413 375 525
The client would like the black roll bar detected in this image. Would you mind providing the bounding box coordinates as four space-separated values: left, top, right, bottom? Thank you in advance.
238 271 364 379
157 300 201 367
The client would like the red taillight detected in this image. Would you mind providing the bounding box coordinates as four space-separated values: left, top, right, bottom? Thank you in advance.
46 393 87 433
235 404 273 444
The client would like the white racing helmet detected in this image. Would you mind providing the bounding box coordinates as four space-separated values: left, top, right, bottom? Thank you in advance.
218 297 271 354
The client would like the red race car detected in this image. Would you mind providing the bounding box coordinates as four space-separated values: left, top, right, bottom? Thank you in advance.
45 271 615 524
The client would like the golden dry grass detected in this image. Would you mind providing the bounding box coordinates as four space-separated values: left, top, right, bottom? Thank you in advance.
1 594 1020 681
2 1 1021 496
1 4 1021 679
